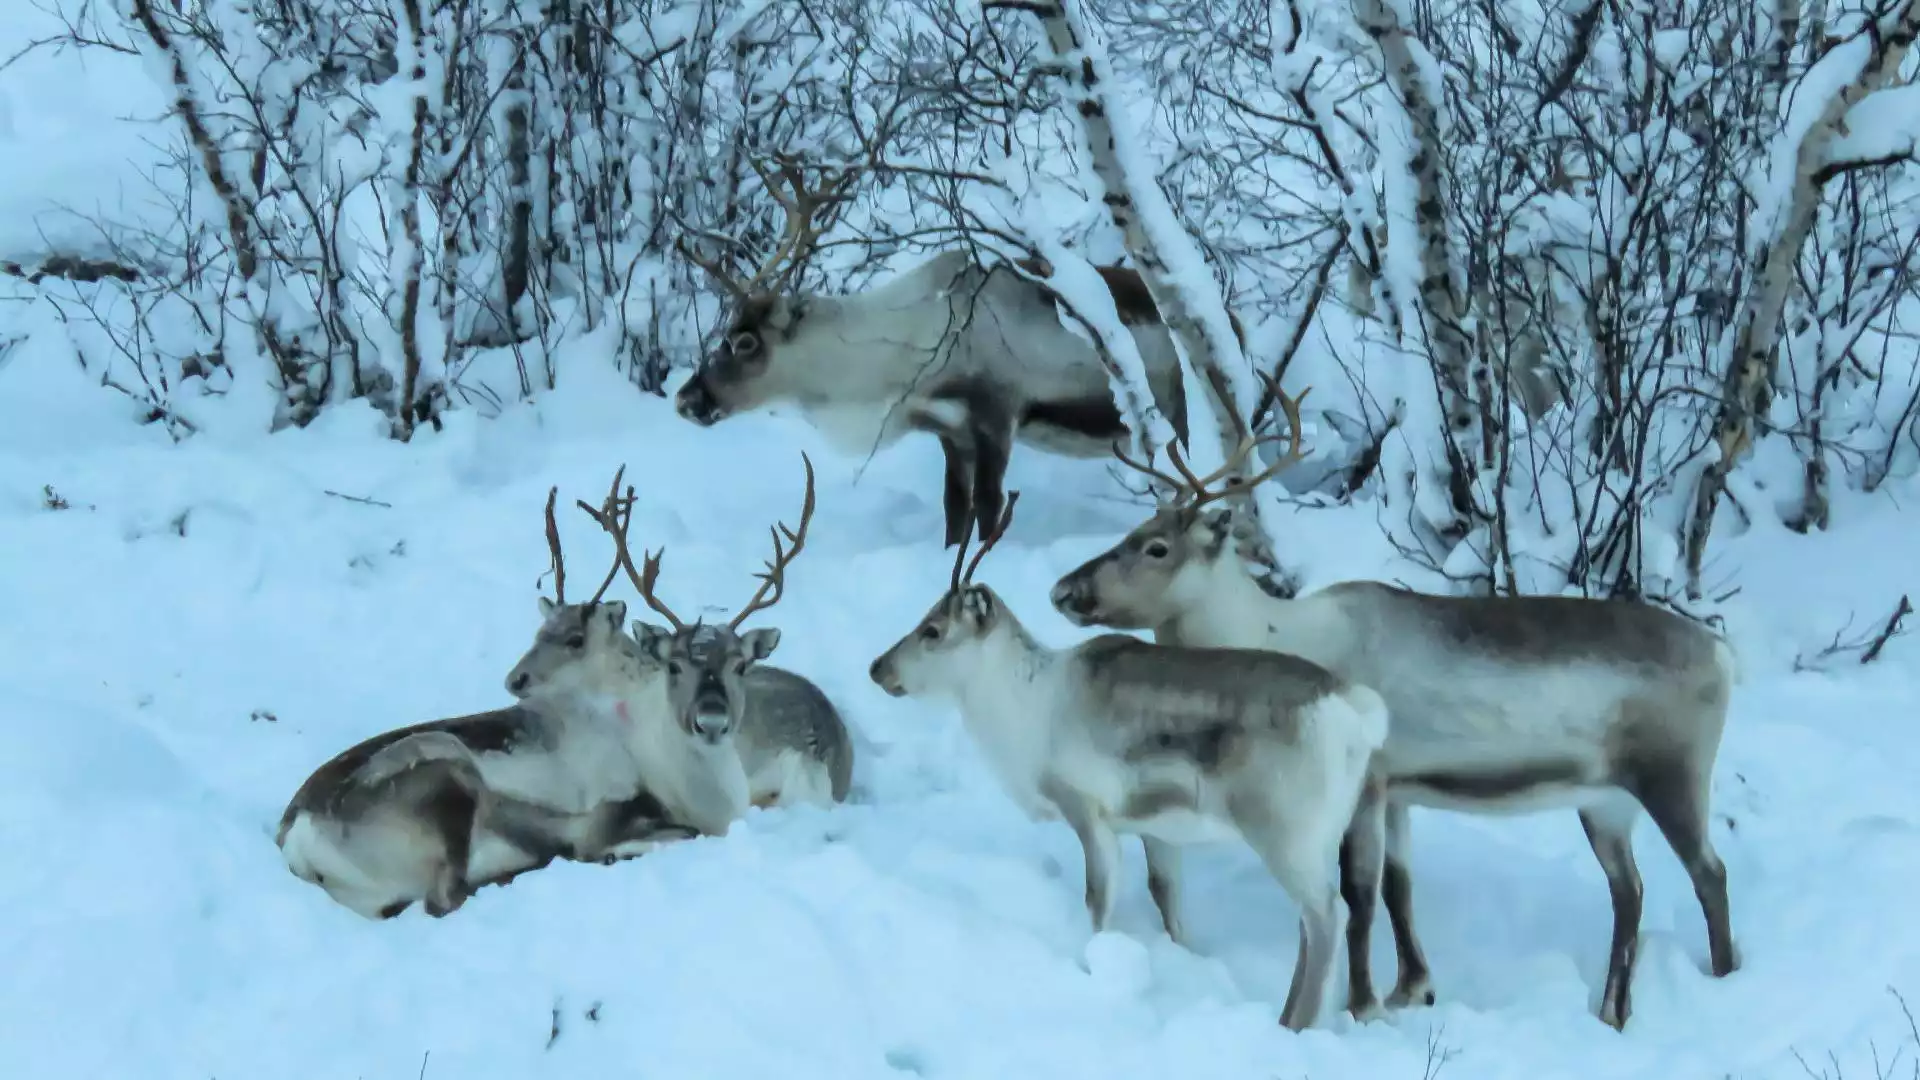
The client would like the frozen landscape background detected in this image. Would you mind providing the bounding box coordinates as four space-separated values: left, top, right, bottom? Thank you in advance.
4 1 1920 1078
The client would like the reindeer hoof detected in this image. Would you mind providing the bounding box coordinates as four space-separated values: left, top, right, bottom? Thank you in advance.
1385 981 1435 1009
1348 999 1387 1025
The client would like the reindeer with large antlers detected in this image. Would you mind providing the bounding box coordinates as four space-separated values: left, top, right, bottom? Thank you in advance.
276 479 703 922
672 150 1224 549
868 493 1391 1031
507 454 854 830
1047 381 1741 1031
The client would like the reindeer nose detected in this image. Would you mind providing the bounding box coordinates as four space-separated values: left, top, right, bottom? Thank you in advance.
869 657 906 697
674 383 721 426
507 671 531 696
1050 579 1091 617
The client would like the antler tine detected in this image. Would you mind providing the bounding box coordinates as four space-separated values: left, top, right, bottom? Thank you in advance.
576 467 632 606
572 466 687 630
738 153 859 297
726 452 818 632
636 548 687 633
1109 438 1189 504
1188 383 1316 510
543 486 567 603
673 236 749 301
960 491 1021 587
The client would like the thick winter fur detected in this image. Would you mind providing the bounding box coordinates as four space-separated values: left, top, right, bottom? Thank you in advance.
1049 505 1740 1030
674 251 1203 547
505 599 748 838
633 619 856 808
867 583 1390 1032
277 600 698 921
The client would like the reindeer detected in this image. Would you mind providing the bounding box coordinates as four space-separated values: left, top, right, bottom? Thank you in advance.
276 485 702 922
508 454 855 823
867 495 1391 1032
672 153 1220 548
1046 383 1740 1031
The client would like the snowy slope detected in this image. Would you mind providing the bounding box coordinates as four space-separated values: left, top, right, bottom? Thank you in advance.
3 336 1920 1080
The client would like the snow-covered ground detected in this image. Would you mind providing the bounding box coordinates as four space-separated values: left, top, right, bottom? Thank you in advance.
2 335 1919 1080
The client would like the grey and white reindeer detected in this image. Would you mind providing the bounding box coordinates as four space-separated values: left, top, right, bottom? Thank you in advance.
508 454 854 831
276 484 702 922
1047 383 1740 1030
671 151 1220 548
867 495 1391 1032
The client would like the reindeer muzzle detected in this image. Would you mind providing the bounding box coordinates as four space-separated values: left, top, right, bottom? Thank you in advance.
868 656 906 698
674 379 726 426
506 669 534 697
1049 576 1101 625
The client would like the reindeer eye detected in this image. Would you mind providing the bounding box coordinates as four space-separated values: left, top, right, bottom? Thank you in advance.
729 331 758 355
1143 541 1171 559
566 634 587 649
732 661 747 676
668 661 684 677
920 624 942 642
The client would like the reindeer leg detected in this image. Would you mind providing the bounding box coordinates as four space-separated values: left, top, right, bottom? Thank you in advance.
1339 773 1389 1021
1579 797 1645 1031
1380 800 1436 1007
421 776 482 918
1142 837 1188 946
967 403 1018 545
935 431 976 549
579 792 701 865
1628 753 1737 978
1042 779 1121 932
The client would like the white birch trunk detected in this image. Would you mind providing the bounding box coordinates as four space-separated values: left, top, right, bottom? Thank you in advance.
1682 0 1920 596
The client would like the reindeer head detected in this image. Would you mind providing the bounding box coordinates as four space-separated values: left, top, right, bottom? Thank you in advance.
505 485 647 699
870 494 1021 700
1051 381 1311 630
674 154 859 427
610 455 817 745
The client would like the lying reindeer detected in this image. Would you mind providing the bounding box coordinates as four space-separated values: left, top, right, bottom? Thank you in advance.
868 495 1390 1032
276 484 702 921
671 151 1219 548
1046 382 1739 1030
507 453 854 828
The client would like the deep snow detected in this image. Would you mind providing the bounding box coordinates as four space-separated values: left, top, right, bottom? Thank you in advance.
2 340 1920 1079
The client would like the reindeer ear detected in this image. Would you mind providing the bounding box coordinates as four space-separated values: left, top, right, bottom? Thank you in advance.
599 599 628 628
538 596 558 617
740 627 781 662
961 585 996 624
1197 507 1236 552
777 296 808 332
631 621 674 663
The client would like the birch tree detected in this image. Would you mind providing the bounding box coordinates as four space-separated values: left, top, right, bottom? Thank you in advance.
1683 0 1920 596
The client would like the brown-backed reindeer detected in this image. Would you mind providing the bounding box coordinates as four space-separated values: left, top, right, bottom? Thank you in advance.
867 496 1391 1032
1046 385 1740 1031
672 153 1213 548
509 455 854 822
277 486 700 922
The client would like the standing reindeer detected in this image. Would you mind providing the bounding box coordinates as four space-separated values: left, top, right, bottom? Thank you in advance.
276 483 704 921
867 495 1391 1032
672 153 1217 548
1046 385 1740 1030
508 455 855 826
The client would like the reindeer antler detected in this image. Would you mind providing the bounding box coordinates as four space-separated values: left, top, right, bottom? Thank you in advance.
677 152 859 301
948 491 1021 594
543 486 567 603
573 466 686 630
726 453 817 632
1112 378 1313 510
